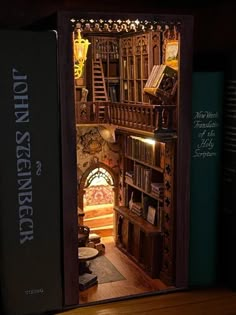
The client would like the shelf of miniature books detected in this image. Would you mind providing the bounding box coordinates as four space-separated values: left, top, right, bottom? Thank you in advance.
120 31 161 103
88 35 120 102
114 132 176 278
123 134 165 227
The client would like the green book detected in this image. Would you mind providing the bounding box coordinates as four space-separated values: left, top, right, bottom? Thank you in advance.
189 72 224 286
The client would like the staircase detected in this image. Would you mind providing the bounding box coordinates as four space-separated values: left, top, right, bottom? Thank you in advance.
84 204 114 237
92 59 108 120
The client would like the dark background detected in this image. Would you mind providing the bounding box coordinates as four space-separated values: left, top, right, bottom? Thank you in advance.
2 0 236 60
2 0 234 289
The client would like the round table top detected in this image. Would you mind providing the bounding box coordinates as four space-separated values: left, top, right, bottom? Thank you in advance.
78 247 99 260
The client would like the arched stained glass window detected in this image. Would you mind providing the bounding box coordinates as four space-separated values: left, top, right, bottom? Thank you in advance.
85 167 114 188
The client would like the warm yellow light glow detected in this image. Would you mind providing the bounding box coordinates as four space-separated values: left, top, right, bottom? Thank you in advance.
143 138 155 145
74 30 91 79
131 136 155 145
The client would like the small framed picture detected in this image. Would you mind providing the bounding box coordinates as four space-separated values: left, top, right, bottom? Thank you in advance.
164 40 178 70
147 206 156 225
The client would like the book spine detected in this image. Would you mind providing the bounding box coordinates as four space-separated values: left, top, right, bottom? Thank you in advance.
0 31 63 315
189 72 223 287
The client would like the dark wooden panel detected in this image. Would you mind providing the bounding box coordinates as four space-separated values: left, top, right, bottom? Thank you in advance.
114 206 163 278
57 12 79 306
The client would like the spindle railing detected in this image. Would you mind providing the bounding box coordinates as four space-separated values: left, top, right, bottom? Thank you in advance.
75 101 176 135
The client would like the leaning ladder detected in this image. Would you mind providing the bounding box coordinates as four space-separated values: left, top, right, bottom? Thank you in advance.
92 59 108 120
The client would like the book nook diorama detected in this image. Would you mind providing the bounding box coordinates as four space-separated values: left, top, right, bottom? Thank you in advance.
55 11 193 310
67 12 193 303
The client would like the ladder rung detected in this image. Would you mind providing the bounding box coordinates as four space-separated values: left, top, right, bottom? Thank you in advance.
92 58 108 102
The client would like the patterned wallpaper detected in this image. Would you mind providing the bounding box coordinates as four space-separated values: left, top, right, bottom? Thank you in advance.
76 126 121 183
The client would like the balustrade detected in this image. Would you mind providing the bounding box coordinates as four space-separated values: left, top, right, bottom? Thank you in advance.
75 101 176 135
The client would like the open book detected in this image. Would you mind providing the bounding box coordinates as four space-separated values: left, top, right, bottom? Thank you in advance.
144 65 178 100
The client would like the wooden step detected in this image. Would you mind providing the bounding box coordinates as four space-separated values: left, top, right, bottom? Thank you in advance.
84 214 113 229
90 225 113 238
84 204 113 219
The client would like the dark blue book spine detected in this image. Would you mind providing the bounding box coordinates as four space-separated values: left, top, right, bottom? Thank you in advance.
0 30 63 314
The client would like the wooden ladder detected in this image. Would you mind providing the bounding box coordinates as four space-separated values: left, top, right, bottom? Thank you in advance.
92 59 108 120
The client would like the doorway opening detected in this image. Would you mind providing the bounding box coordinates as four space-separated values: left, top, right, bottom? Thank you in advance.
79 163 116 238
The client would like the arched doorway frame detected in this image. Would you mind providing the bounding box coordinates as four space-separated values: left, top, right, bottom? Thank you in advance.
78 162 119 215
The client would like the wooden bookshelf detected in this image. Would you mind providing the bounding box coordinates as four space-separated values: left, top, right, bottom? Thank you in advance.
115 134 166 278
114 206 163 278
115 132 176 283
86 35 120 102
124 180 164 203
123 135 164 226
120 31 161 104
125 155 164 173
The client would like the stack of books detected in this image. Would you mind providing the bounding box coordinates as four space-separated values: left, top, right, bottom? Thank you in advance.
131 202 143 216
151 183 164 199
79 273 98 291
125 170 134 185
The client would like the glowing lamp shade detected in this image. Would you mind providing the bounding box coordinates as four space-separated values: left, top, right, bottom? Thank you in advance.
74 30 91 79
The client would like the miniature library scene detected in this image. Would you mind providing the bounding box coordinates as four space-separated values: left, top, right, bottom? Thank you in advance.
72 15 187 304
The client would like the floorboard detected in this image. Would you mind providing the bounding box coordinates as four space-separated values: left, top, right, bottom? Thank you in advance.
57 288 236 315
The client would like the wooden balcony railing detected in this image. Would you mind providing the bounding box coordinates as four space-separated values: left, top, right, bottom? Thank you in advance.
75 101 176 135
75 101 110 124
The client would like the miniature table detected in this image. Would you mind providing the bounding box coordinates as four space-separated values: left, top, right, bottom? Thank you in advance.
78 247 99 275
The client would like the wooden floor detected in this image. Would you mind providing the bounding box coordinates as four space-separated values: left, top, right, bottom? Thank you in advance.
56 237 236 315
79 236 170 304
57 287 236 315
